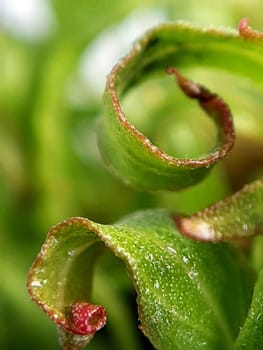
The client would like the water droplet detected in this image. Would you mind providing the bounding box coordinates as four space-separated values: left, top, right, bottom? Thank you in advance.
256 313 262 321
154 281 159 289
188 270 198 279
167 246 176 254
68 250 75 257
182 256 189 264
31 279 47 287
147 254 154 262
200 341 208 347
242 223 248 231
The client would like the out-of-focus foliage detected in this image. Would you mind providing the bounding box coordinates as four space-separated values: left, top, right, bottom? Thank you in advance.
1 1 263 349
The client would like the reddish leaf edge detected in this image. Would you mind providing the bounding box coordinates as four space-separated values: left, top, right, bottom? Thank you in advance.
27 218 107 343
166 67 234 164
238 18 263 42
108 62 235 169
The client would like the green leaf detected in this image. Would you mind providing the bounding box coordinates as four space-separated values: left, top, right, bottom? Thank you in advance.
100 21 263 191
234 268 263 349
27 209 254 350
176 178 263 241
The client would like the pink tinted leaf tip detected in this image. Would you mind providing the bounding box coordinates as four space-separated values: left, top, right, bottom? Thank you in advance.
69 302 107 335
238 18 263 40
238 18 249 34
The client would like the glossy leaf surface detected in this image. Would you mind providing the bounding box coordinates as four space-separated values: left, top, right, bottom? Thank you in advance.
27 210 254 350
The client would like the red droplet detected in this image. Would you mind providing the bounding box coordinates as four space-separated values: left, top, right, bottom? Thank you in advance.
70 301 107 335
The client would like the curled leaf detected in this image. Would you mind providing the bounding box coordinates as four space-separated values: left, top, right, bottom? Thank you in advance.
101 62 234 192
99 21 263 191
27 210 254 350
27 20 263 350
27 218 106 349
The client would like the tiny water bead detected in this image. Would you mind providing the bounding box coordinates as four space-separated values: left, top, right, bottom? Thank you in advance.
69 301 107 335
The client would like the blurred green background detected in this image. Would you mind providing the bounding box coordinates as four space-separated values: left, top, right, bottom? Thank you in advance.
1 0 263 349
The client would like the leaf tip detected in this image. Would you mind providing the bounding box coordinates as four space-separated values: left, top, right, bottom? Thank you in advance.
174 214 216 241
238 18 249 34
167 67 234 162
69 302 107 335
166 66 203 99
238 18 263 41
